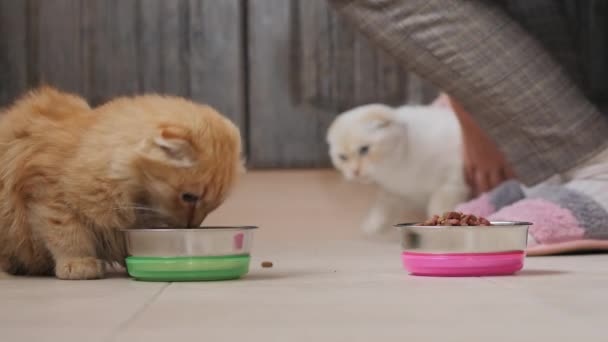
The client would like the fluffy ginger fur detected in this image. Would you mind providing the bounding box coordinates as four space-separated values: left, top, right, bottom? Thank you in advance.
327 104 470 234
0 87 243 279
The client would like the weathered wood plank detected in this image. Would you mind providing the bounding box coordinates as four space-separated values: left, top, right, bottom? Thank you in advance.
137 0 190 96
160 0 190 96
188 0 245 129
136 0 163 93
136 0 245 126
85 0 139 105
248 0 329 167
37 0 85 94
0 0 28 107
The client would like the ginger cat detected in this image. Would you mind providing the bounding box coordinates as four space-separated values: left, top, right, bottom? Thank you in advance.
0 87 243 279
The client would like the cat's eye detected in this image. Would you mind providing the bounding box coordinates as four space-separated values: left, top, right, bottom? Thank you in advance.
359 145 370 156
181 192 200 203
339 154 348 161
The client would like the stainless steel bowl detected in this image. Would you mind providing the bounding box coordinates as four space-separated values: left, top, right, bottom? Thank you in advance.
121 226 258 257
394 221 531 254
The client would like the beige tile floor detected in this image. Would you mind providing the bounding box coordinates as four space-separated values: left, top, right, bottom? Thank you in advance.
2 170 607 342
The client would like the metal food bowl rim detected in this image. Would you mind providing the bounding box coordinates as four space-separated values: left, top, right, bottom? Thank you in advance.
120 226 258 233
394 221 532 229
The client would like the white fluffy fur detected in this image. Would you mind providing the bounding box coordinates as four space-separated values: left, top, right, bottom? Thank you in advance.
327 104 470 234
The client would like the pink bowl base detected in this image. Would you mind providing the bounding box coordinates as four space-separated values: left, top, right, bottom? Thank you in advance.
401 251 525 277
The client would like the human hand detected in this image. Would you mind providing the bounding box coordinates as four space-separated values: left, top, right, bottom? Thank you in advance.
448 97 515 196
462 129 515 195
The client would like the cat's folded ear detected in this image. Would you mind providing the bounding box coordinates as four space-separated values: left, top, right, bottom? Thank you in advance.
366 109 407 136
369 117 393 130
365 106 398 131
137 126 197 168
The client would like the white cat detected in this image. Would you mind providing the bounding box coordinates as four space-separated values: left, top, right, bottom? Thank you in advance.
327 104 470 234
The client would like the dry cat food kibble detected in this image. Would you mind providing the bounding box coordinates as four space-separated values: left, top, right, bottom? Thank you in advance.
261 261 273 268
419 211 492 226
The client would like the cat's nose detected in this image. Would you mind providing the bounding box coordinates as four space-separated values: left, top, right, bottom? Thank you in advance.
353 169 361 177
181 192 200 204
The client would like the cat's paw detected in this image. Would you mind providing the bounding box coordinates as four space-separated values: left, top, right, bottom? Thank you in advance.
55 257 105 280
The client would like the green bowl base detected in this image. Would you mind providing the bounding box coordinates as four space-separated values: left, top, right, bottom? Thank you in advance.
125 255 250 282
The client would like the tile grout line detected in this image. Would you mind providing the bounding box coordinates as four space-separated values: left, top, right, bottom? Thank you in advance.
105 282 171 342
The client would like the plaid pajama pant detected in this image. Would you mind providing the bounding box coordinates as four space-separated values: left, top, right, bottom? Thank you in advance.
328 0 608 186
